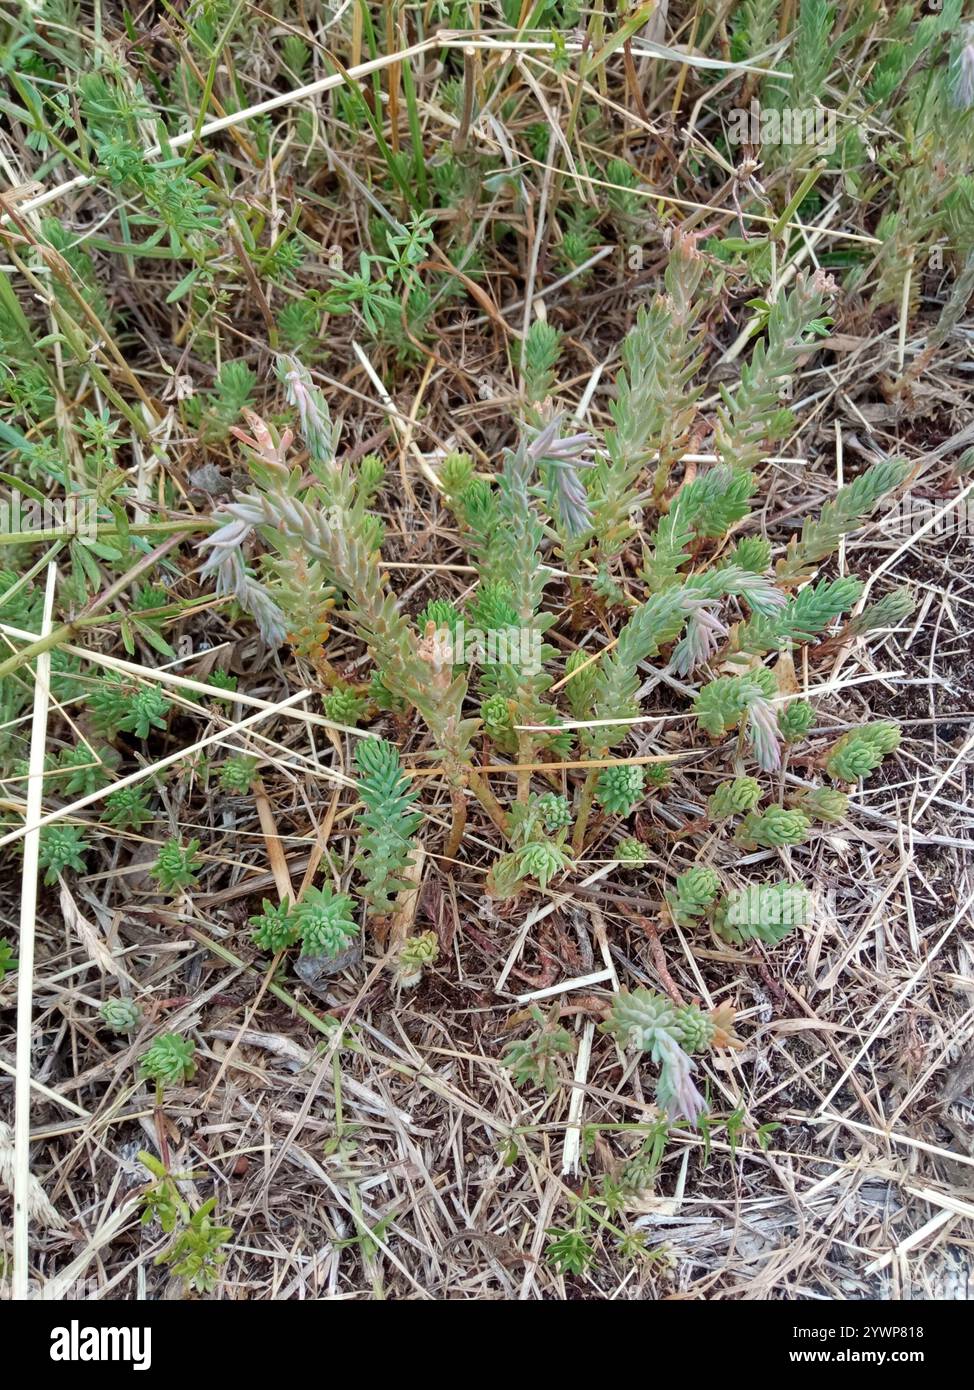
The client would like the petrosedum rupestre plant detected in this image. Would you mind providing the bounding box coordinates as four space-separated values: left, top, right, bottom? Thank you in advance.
602 990 740 1126
353 739 423 916
100 997 142 1033
825 722 901 783
140 1033 196 1091
197 249 910 1126
714 882 813 947
397 931 439 988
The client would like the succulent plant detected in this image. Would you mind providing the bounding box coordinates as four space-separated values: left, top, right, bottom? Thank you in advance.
825 722 901 782
57 743 119 795
249 898 300 952
322 684 368 726
37 824 91 884
562 648 600 720
0 939 18 983
501 1005 576 1093
480 693 514 745
218 755 259 793
666 866 720 926
100 997 142 1032
516 839 572 891
714 882 812 946
790 787 849 823
727 536 772 573
845 587 915 638
140 1033 196 1086
693 669 782 771
595 763 646 816
535 792 572 833
125 685 173 739
601 989 738 1126
353 739 423 915
615 837 650 864
187 278 913 1152
735 807 811 850
397 930 439 987
707 776 762 821
294 884 358 959
150 838 202 893
778 699 815 743
104 786 155 830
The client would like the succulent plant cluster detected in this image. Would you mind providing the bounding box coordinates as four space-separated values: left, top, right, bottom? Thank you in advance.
397 931 439 988
249 887 358 962
193 250 910 1128
100 997 142 1033
602 990 740 1126
139 1033 196 1087
149 838 202 894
